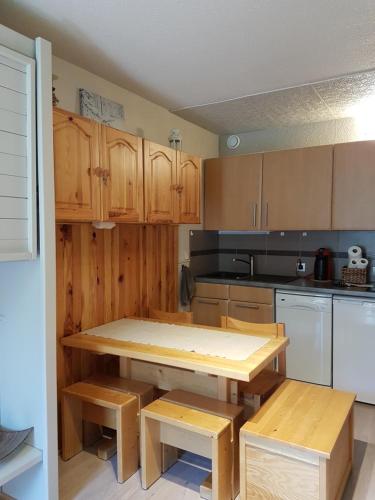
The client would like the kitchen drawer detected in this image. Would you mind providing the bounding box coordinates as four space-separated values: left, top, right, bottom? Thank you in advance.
229 301 274 324
229 285 273 305
192 297 228 327
194 282 229 300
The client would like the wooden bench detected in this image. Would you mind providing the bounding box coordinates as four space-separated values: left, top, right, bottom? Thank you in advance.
141 399 233 500
221 316 286 413
149 307 193 324
240 380 356 500
160 389 244 499
62 382 138 483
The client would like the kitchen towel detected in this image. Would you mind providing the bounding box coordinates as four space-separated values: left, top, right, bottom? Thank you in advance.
180 264 195 306
348 245 362 259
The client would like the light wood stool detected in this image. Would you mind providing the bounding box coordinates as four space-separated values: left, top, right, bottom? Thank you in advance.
240 380 355 500
62 382 138 483
141 399 232 500
160 389 244 499
85 374 154 413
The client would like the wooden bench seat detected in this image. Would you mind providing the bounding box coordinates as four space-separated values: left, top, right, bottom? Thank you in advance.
85 374 154 412
240 380 356 500
160 389 244 498
62 382 138 483
141 399 233 500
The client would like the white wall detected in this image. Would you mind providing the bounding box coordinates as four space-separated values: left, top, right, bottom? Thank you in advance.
219 116 364 155
53 56 218 159
0 26 57 500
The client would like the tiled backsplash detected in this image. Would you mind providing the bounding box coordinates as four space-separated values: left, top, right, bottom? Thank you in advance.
190 230 375 281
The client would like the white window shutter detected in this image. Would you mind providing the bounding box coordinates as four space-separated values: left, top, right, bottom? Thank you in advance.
0 44 36 261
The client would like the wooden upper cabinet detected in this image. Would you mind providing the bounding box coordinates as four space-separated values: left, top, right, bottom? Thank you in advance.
262 146 333 230
204 154 262 230
54 108 101 221
177 151 201 224
144 140 177 223
101 126 143 222
332 141 375 230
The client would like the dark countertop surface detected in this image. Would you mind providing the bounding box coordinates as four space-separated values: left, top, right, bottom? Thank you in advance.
195 272 375 299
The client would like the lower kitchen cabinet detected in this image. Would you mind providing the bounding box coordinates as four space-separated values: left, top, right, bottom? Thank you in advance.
191 296 228 327
192 282 274 327
228 300 273 323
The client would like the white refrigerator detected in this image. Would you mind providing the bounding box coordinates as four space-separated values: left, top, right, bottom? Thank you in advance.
333 297 375 404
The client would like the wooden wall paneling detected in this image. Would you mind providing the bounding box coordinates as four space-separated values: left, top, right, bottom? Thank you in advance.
143 224 178 314
57 222 178 401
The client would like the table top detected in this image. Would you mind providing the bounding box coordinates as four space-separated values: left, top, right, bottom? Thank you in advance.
61 318 289 382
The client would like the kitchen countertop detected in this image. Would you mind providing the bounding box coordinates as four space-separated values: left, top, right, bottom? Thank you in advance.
195 273 375 299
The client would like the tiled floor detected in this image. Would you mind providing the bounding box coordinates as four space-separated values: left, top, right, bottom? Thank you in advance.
59 402 375 499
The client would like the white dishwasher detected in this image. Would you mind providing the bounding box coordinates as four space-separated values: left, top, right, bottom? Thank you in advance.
276 291 332 386
333 296 375 404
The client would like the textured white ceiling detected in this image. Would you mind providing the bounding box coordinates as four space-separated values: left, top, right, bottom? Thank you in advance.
1 0 375 116
175 70 375 134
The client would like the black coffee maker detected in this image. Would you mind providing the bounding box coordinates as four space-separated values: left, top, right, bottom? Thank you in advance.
314 248 332 281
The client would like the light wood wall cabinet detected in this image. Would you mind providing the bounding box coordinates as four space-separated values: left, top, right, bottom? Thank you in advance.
54 109 201 224
101 125 144 222
262 145 333 230
54 108 101 221
54 108 143 222
204 154 262 230
332 141 375 230
177 151 201 224
144 140 201 224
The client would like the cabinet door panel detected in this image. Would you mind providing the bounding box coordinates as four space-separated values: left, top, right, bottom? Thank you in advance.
228 301 273 323
192 297 228 327
54 108 100 221
177 151 201 223
102 126 143 222
144 140 177 223
205 154 262 230
262 146 333 230
333 141 375 229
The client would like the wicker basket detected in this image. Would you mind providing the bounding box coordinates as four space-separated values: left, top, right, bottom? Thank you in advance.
341 266 367 285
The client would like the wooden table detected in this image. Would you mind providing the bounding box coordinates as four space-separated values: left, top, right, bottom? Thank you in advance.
61 318 289 403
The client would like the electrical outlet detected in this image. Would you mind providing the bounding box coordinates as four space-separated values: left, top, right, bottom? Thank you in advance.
296 260 306 272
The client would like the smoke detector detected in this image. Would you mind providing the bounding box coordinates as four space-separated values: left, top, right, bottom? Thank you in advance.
226 135 240 149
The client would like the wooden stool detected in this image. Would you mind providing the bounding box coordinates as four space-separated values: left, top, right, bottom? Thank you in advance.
85 374 154 413
141 399 232 500
160 390 244 499
240 380 355 500
62 382 138 483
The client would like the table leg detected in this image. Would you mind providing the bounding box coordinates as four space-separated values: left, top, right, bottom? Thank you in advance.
217 376 230 402
120 356 132 379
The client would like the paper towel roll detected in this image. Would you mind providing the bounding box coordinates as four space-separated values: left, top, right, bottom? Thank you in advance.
348 258 359 268
348 245 362 258
357 258 368 269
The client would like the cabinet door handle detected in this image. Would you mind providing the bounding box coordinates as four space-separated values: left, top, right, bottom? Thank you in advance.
264 202 269 227
235 303 259 310
197 299 219 305
102 169 110 185
252 203 257 227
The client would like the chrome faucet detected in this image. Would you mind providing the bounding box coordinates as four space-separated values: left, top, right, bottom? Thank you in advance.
232 253 255 277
